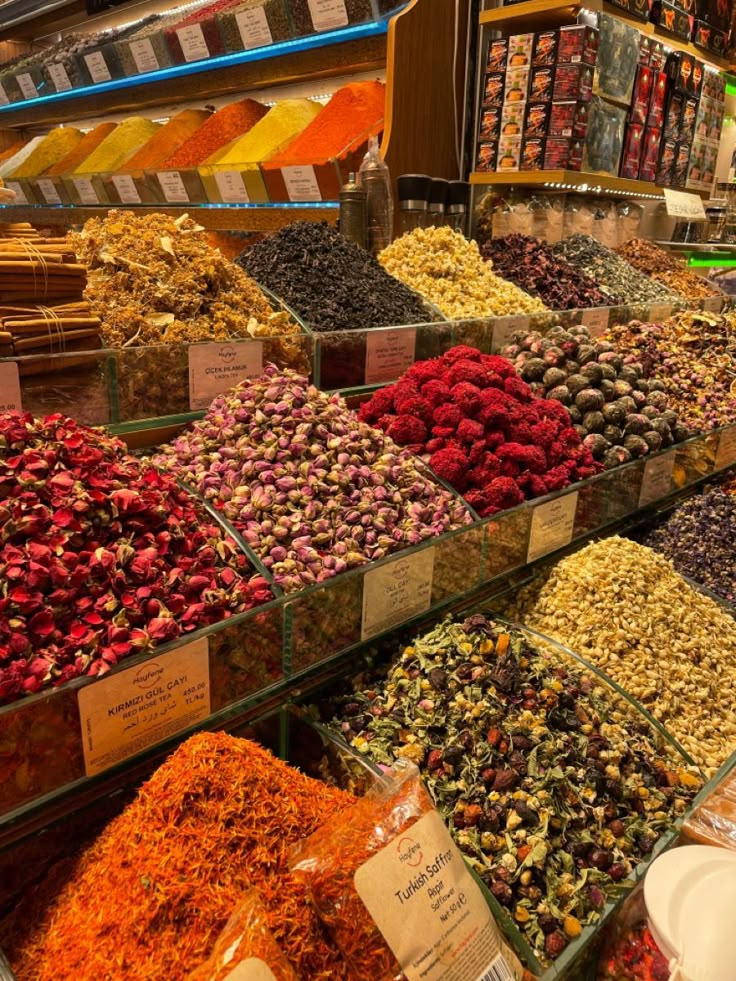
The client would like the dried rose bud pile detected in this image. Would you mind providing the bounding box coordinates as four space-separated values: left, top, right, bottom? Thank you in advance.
151 366 471 593
358 346 600 517
0 412 272 706
327 614 700 964
502 325 688 469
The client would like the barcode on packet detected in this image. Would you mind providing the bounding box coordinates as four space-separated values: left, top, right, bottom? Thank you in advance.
477 954 515 981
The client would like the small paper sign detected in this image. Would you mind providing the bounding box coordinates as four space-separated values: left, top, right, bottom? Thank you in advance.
702 295 722 312
664 188 706 221
492 315 528 353
188 341 263 410
649 303 672 322
176 24 210 62
236 5 273 48
281 165 322 202
365 328 416 385
48 62 72 92
112 174 142 204
639 450 675 507
214 169 250 203
4 181 28 204
78 638 211 778
581 307 609 336
0 81 9 105
158 171 190 203
73 177 100 204
129 38 160 73
0 362 21 412
307 0 349 30
716 425 736 470
36 178 62 205
527 491 578 563
84 50 112 83
15 73 37 100
361 548 434 641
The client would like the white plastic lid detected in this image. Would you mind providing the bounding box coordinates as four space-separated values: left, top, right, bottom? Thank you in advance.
644 846 736 981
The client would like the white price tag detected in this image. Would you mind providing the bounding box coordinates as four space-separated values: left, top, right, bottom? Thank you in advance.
73 177 100 204
176 24 210 62
15 73 37 100
581 307 609 337
112 174 142 204
129 38 161 73
639 450 675 507
365 328 416 385
0 362 21 412
213 169 250 203
188 341 263 410
649 303 672 322
157 171 190 203
47 62 72 92
527 491 578 563
702 295 722 312
77 638 211 778
281 165 322 202
361 548 434 641
4 181 28 204
0 81 9 105
36 178 62 205
235 5 273 48
716 425 736 470
492 315 528 353
307 0 349 30
664 188 706 220
84 50 112 83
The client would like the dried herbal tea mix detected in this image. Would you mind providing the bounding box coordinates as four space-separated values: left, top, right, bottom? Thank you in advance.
327 614 700 964
616 238 722 301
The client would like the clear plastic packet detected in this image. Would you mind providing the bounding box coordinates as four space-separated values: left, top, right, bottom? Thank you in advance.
291 761 523 981
187 890 297 981
682 769 736 851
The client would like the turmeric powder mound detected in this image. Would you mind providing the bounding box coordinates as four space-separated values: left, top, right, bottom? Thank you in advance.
45 123 117 177
10 127 83 178
207 98 321 166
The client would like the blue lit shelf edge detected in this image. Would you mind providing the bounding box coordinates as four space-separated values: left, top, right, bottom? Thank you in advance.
0 201 340 211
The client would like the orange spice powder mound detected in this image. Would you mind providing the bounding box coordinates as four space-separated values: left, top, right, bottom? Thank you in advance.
161 98 268 169
121 109 212 172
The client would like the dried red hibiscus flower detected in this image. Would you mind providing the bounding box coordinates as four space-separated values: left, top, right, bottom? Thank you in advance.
359 346 601 517
0 412 272 707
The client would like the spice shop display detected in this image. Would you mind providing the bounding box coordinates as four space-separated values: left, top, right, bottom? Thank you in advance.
616 238 722 300
325 613 701 966
6 128 83 182
0 411 272 707
504 536 736 773
216 0 292 52
120 110 211 173
358 345 601 517
152 364 472 593
501 325 688 469
0 732 355 980
161 99 268 169
379 226 546 319
164 0 242 64
70 117 162 201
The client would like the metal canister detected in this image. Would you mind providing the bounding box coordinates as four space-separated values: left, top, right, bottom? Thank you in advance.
339 171 367 249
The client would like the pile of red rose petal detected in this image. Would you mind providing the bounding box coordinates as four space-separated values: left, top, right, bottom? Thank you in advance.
359 346 601 517
0 411 272 706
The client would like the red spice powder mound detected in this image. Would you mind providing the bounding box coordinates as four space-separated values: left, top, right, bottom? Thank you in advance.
269 81 386 164
161 98 268 169
1 732 356 981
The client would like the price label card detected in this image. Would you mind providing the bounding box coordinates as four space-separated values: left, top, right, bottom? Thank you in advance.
527 491 578 564
716 425 736 470
649 303 672 322
129 38 161 73
112 174 142 204
0 362 21 412
47 62 72 92
361 548 434 641
702 295 722 312
36 178 62 205
78 638 211 778
214 169 250 203
365 328 416 385
307 0 349 30
492 315 527 353
84 50 112 83
639 450 675 508
581 307 609 337
236 6 273 48
281 165 322 202
4 181 28 204
158 171 190 203
0 81 9 105
15 73 37 100
73 177 100 204
189 341 263 410
664 188 706 221
176 24 210 62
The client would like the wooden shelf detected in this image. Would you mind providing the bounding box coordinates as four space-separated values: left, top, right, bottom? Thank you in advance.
479 0 733 72
470 168 714 199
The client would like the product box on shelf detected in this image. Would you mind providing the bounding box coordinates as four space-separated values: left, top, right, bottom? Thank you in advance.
702 66 726 100
529 65 554 101
692 18 730 54
483 71 506 107
695 0 732 30
520 135 545 170
621 122 646 178
647 70 669 128
630 64 654 124
543 134 584 170
553 63 594 102
672 140 692 185
506 32 534 68
687 138 717 188
596 13 641 104
651 0 695 39
479 105 501 141
549 99 590 138
606 0 652 20
666 51 705 96
582 96 627 175
639 125 663 180
496 136 521 171
557 23 599 65
663 90 685 140
476 141 497 172
500 103 525 137
486 37 509 72
532 29 558 66
655 136 678 184
523 101 551 137
680 96 700 142
504 67 530 104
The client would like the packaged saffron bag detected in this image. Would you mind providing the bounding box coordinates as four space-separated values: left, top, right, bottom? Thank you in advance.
291 761 523 981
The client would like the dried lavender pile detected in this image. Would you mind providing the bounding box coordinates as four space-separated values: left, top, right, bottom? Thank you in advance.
481 234 616 310
604 309 736 429
152 366 471 592
552 234 682 305
616 238 722 301
326 613 700 964
502 325 688 468
641 487 736 604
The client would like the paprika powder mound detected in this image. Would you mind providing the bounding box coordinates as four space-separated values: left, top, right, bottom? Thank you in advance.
161 98 268 169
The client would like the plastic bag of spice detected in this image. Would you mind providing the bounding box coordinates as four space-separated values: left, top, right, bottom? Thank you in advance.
186 889 297 981
291 760 524 981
